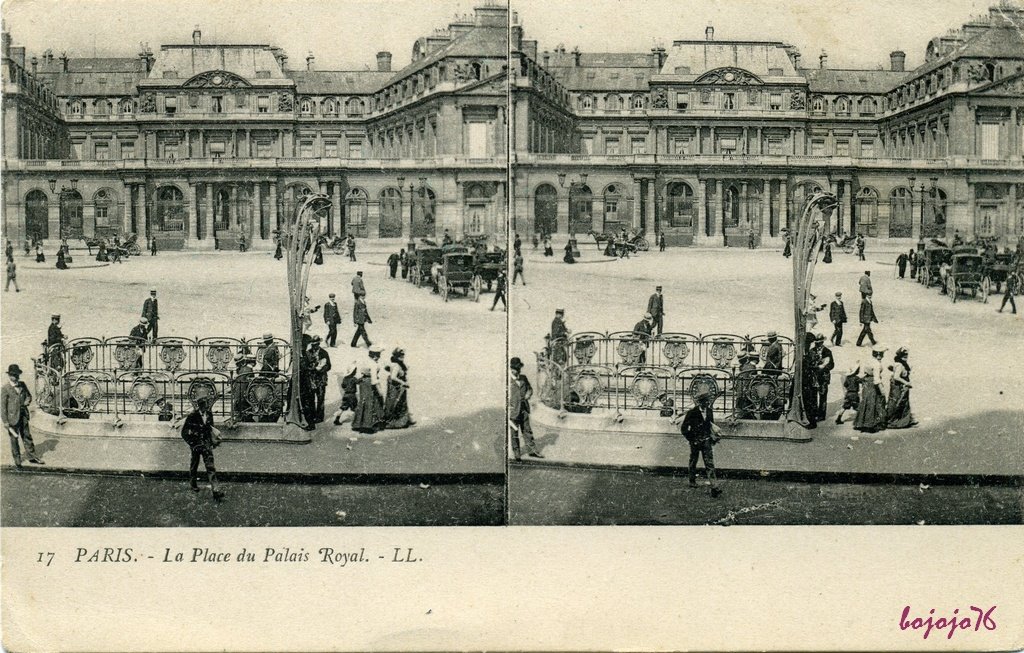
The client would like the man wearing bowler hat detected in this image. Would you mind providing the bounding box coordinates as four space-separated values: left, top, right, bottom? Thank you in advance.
632 312 655 364
763 330 784 371
508 357 543 460
323 293 342 347
647 286 665 336
3 364 43 467
829 292 847 346
142 289 159 340
680 388 721 497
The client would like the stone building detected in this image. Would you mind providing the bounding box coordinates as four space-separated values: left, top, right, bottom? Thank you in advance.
1 3 508 250
511 4 1024 247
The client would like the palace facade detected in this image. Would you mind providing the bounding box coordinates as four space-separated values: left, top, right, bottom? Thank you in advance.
511 5 1024 246
1 3 508 249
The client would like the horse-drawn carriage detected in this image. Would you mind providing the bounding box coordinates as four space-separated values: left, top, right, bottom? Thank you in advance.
980 252 1017 297
435 252 481 302
474 249 506 294
945 251 986 303
589 230 650 254
408 245 444 287
918 245 951 288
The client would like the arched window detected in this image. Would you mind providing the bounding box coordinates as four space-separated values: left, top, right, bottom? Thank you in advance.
630 94 645 110
602 184 623 232
578 94 594 111
346 97 364 116
811 96 825 113
93 188 116 232
411 187 437 238
665 182 694 228
923 187 947 239
463 183 491 235
722 184 741 228
984 61 996 81
154 186 185 232
854 187 879 237
322 98 337 115
470 61 482 80
534 184 558 236
378 187 402 238
605 94 621 111
889 187 913 238
59 189 84 238
858 96 876 115
569 184 593 234
120 98 134 114
344 188 368 237
69 100 84 116
834 96 849 115
25 189 49 240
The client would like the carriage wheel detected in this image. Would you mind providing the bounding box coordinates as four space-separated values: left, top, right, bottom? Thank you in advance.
981 276 992 302
636 238 649 252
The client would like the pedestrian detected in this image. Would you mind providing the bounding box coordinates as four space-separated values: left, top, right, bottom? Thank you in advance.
387 252 399 279
908 249 918 279
856 295 879 347
783 233 792 258
384 348 413 429
180 396 224 500
351 270 366 300
814 334 834 423
399 249 409 280
323 293 342 347
231 351 255 422
631 312 654 364
150 237 158 256
346 235 356 262
853 346 888 433
563 240 576 264
350 366 381 433
886 347 916 429
531 233 539 250
997 272 1018 314
834 364 861 425
313 239 324 265
823 241 833 264
142 289 160 340
22 239 31 257
856 234 866 261
35 242 45 263
800 337 821 428
550 308 570 364
56 247 68 270
512 251 525 285
491 270 507 311
332 363 358 426
543 236 554 257
829 292 847 346
896 251 908 278
4 259 18 292
804 293 825 333
47 314 67 371
238 232 247 253
3 364 44 468
762 330 784 371
350 295 372 348
307 337 331 424
647 286 665 336
659 232 666 252
681 389 722 497
858 270 873 299
129 317 149 368
748 229 756 250
274 236 283 260
259 332 280 374
734 351 757 419
508 357 543 460
513 233 522 256
4 239 13 262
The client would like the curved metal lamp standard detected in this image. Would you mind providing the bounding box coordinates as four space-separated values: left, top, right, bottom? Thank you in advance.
283 192 333 430
787 190 839 429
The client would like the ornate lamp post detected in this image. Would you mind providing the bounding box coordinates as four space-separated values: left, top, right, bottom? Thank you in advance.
787 190 838 428
282 191 332 431
48 177 78 241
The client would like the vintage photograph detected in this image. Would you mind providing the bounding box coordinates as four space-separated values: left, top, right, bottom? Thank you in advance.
508 0 1023 524
0 0 509 526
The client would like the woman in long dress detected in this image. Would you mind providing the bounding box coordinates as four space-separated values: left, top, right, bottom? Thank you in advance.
563 240 576 264
543 237 554 257
384 348 413 429
853 346 888 433
823 242 833 264
351 366 382 433
35 243 46 263
886 347 917 428
782 234 792 258
56 247 68 270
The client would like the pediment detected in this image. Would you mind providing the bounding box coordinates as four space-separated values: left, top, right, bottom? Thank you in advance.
182 70 251 89
695 67 763 85
972 72 1024 97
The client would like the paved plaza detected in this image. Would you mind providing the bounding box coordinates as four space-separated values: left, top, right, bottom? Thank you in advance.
508 241 1024 477
0 244 505 476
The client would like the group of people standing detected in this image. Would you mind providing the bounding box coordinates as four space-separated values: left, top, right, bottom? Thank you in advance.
333 345 413 434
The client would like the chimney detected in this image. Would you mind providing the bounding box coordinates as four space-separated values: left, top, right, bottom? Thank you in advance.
306 51 315 71
572 46 581 67
542 50 550 67
511 24 523 52
0 31 10 58
793 51 801 68
652 47 666 69
30 56 37 73
192 26 201 45
376 51 392 72
706 25 714 41
59 51 69 72
890 50 906 72
819 51 828 69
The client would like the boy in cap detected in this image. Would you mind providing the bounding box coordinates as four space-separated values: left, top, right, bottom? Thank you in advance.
631 312 655 364
323 293 342 347
2 364 43 467
181 396 223 500
508 357 543 460
834 365 862 425
681 389 721 497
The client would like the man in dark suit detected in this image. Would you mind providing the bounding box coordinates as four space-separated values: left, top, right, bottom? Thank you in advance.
550 309 569 364
47 314 67 371
3 364 43 468
351 271 366 300
129 318 149 368
814 334 835 422
491 270 507 311
681 390 721 497
323 293 342 347
508 357 542 460
646 286 665 335
762 330 784 371
181 396 223 500
351 295 372 348
856 296 879 346
829 292 848 346
308 337 331 424
632 312 655 364
259 332 280 374
142 289 159 339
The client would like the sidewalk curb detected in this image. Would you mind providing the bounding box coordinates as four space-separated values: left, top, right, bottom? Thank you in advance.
509 459 1023 486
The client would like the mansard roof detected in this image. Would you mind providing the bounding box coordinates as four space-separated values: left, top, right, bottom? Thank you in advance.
287 70 394 95
803 68 908 94
660 40 799 77
391 24 507 81
147 44 287 80
912 13 1024 78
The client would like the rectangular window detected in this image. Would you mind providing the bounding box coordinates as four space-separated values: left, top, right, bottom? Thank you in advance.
255 141 272 158
675 92 688 111
980 123 999 158
95 206 109 227
581 137 594 154
164 96 177 114
836 140 850 156
672 138 692 155
161 141 179 159
298 141 314 158
467 121 488 157
257 96 269 113
769 93 782 110
211 96 223 113
605 137 620 155
324 140 339 157
860 139 875 158
120 142 135 159
631 137 647 155
767 139 783 156
94 142 109 160
208 141 226 158
719 138 737 154
723 93 736 110
348 141 363 158
71 142 83 160
811 139 826 156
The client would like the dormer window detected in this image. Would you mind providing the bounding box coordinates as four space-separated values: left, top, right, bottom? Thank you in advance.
300 98 313 114
164 96 177 114
120 99 134 114
211 96 223 113
811 96 825 113
579 94 594 111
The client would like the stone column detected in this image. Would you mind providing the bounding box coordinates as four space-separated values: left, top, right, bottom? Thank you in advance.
709 126 716 154
269 182 278 232
557 191 569 234
1008 183 1018 240
186 181 198 243
967 183 977 237
254 182 266 243
633 177 642 231
134 183 145 236
761 180 770 238
205 183 215 241
843 180 853 235
740 181 749 229
646 178 655 236
122 182 133 234
229 185 238 229
332 183 342 237
695 179 707 245
494 181 505 240
780 178 789 231
706 179 718 239
402 186 413 239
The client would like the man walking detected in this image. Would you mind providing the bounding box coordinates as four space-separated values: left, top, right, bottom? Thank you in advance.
858 270 873 300
508 357 543 460
351 295 372 348
323 293 342 347
346 235 357 262
181 396 223 500
259 333 280 374
631 312 654 364
491 270 507 311
896 251 908 279
763 331 784 371
681 389 722 497
142 289 159 339
998 273 1018 315
306 337 331 424
5 258 19 292
659 233 666 252
856 295 879 346
351 271 366 301
856 234 866 261
3 364 44 468
512 251 525 285
646 286 665 336
829 292 847 346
